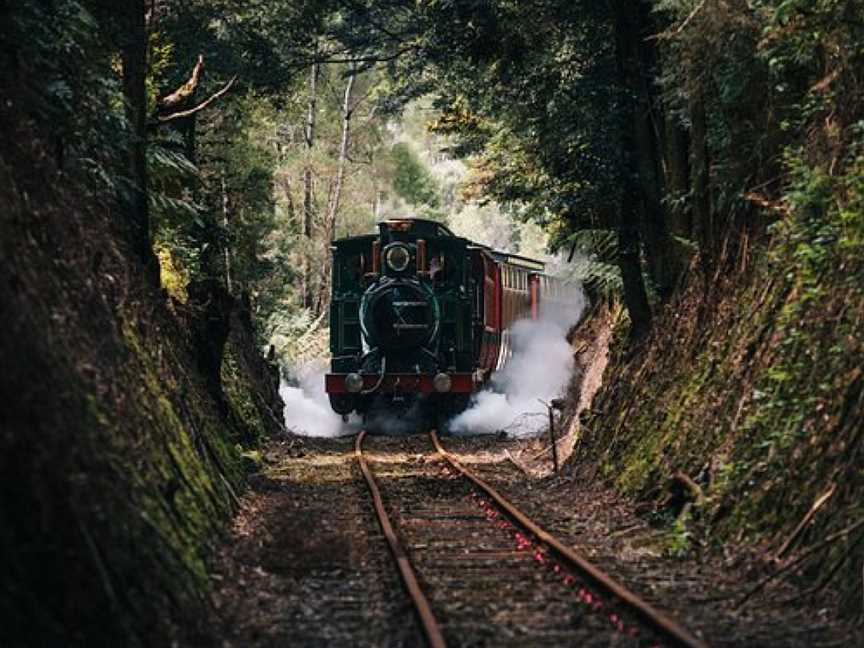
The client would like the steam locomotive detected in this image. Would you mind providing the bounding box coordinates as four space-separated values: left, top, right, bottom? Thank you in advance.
326 218 562 431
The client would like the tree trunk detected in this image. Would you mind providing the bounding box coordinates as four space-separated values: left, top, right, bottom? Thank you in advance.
119 0 150 264
187 279 234 418
612 0 653 337
324 66 356 243
302 57 319 309
689 80 713 270
654 16 692 243
318 65 357 314
617 206 653 340
625 1 675 300
663 108 692 239
221 171 233 294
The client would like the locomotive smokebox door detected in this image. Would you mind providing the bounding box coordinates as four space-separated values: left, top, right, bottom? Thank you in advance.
361 279 440 356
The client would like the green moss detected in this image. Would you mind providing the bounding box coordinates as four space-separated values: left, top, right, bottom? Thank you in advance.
156 246 189 303
113 311 245 595
220 335 274 447
587 166 864 610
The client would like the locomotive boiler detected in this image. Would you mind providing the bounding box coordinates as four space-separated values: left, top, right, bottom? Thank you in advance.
325 218 561 431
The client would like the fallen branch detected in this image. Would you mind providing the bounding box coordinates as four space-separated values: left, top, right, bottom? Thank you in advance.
773 482 836 561
157 76 237 123
737 518 864 609
504 449 532 476
810 69 840 94
774 531 864 607
743 191 792 217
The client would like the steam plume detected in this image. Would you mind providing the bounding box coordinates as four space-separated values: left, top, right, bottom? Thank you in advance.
449 285 586 437
279 359 353 437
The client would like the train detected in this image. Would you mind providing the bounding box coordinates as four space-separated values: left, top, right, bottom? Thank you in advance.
325 218 564 431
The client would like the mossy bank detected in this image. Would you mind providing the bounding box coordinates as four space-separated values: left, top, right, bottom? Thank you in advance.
0 111 283 648
580 156 864 616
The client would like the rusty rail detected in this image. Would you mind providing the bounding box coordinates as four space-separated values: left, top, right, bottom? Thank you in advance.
430 431 709 648
355 431 447 648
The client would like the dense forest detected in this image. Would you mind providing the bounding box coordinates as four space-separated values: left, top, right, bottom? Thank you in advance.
1 0 862 644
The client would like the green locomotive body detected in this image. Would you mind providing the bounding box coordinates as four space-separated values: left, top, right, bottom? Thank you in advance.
326 218 551 431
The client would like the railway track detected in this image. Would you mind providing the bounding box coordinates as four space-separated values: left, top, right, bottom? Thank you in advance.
355 430 709 648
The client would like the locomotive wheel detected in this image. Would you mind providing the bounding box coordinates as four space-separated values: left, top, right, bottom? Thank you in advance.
433 394 471 435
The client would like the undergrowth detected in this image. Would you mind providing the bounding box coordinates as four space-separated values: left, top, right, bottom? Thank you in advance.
584 149 864 616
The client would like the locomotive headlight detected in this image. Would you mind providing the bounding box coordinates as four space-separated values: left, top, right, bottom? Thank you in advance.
345 372 364 393
385 244 411 272
433 372 452 393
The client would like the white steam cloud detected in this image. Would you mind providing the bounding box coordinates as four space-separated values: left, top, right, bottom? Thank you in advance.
280 284 585 438
449 285 586 438
279 359 354 437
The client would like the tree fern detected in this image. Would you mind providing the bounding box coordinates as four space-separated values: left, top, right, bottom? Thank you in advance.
562 229 623 299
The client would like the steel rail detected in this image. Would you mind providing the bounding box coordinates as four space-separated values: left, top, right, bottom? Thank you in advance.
355 431 447 648
430 431 709 648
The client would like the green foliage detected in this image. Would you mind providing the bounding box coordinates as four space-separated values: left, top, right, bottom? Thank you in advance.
154 1 326 99
329 0 630 252
1 1 128 187
564 230 624 299
666 510 693 557
416 1 624 235
201 93 281 288
148 133 208 278
390 142 441 208
590 127 864 609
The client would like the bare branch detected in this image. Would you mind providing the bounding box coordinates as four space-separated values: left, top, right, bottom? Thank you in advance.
672 0 708 36
159 54 204 109
157 76 237 123
649 0 707 41
312 43 421 66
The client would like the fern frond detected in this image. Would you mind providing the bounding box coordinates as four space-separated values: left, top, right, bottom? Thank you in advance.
568 256 623 298
564 228 618 262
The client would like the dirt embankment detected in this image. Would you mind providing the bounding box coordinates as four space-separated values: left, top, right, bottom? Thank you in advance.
0 134 282 646
496 304 614 478
577 251 864 618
